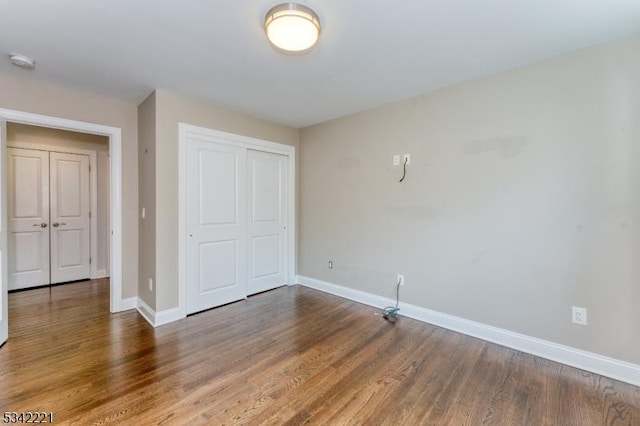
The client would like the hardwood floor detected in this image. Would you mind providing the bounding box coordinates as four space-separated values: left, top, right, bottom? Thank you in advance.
1 279 639 425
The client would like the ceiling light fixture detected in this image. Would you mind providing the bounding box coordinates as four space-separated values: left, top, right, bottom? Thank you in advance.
264 3 320 53
9 53 36 70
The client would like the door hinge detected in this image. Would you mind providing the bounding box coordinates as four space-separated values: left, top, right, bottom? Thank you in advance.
89 257 92 265
89 211 92 218
89 164 91 172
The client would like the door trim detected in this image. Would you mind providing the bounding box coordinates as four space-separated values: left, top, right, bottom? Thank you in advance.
8 142 99 280
0 108 124 313
178 123 296 319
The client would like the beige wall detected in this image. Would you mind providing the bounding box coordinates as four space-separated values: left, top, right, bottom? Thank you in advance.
151 90 299 311
299 35 640 364
7 122 109 149
0 75 139 299
6 123 111 275
137 93 156 309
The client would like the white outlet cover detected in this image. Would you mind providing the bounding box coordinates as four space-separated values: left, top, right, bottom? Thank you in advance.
393 155 400 166
403 154 411 165
572 306 587 325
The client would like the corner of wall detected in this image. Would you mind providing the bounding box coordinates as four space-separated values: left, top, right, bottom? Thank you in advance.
137 91 157 310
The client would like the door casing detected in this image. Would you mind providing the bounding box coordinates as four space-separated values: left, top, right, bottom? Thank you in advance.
0 119 7 345
0 108 124 313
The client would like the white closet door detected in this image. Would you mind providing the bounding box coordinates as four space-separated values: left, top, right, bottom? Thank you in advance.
7 148 50 290
247 150 288 295
50 152 91 284
186 139 247 314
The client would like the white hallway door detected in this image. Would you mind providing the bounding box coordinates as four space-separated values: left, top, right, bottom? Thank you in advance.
185 138 289 315
7 148 50 289
8 148 90 290
49 152 91 284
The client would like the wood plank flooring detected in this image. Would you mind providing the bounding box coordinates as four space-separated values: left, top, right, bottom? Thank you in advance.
1 279 639 425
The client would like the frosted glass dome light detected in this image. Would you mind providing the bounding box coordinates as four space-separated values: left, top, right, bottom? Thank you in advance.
265 3 320 53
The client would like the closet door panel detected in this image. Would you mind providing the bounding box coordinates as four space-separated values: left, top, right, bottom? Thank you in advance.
247 150 288 295
186 139 247 314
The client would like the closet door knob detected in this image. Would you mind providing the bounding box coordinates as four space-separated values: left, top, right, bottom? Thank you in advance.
52 222 59 227
41 223 47 228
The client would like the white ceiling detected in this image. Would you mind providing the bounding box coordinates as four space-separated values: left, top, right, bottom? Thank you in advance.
1 0 639 128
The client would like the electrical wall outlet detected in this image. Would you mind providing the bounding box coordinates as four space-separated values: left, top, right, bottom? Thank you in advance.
403 154 411 165
148 278 153 292
397 274 404 286
572 306 587 325
393 155 400 166
328 260 333 269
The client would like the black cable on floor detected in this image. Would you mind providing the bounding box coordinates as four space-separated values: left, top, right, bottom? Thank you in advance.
382 277 401 322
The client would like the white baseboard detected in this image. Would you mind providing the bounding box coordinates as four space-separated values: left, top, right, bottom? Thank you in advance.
119 297 137 311
296 275 640 387
136 298 184 328
136 298 156 327
155 307 183 327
